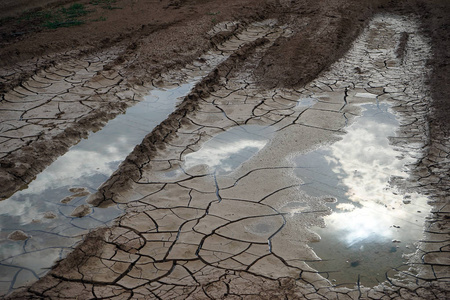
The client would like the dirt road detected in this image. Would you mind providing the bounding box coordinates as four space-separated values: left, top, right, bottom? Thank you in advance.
0 0 448 299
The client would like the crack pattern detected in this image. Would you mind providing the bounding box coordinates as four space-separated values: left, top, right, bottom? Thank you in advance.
4 15 450 300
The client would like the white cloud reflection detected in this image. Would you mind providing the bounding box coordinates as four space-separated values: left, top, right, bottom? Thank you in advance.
318 104 428 246
183 126 273 175
20 138 130 196
185 140 267 174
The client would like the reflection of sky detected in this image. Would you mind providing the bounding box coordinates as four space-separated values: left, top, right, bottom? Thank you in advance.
296 97 318 108
0 82 195 295
327 121 408 208
185 140 267 174
322 104 428 245
183 126 274 175
18 82 195 196
1 82 194 219
293 103 429 285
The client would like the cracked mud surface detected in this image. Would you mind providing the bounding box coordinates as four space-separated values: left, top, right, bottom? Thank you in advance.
1 0 449 299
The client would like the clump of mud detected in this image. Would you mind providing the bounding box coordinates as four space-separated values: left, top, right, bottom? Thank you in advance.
7 230 30 241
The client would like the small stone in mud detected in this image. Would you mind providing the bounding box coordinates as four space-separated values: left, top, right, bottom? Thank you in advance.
403 199 411 204
392 239 401 243
324 197 337 203
60 195 75 203
69 187 85 193
8 230 30 241
44 212 57 219
75 191 90 197
350 261 360 267
68 187 90 197
70 204 92 218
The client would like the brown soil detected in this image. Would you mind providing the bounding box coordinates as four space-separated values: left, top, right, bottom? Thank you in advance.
0 0 448 199
0 0 449 298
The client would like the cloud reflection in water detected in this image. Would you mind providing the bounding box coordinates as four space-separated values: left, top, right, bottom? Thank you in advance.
0 82 196 293
322 104 428 246
293 103 429 286
184 126 274 175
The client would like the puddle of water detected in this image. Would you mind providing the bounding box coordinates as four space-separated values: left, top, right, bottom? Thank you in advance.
296 97 318 108
183 125 275 175
292 103 429 287
0 21 285 294
0 81 195 294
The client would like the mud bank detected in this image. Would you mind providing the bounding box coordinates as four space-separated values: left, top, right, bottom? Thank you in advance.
1 0 449 299
6 12 449 299
1 0 395 200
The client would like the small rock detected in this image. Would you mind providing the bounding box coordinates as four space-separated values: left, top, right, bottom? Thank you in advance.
324 197 337 203
44 212 57 219
350 260 360 267
70 204 92 218
392 239 401 243
74 191 91 197
68 187 90 197
68 187 85 193
61 195 75 204
8 230 30 241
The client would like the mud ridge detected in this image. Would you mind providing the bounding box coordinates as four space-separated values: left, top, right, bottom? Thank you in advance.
88 37 271 207
0 19 270 200
1 0 449 298
0 2 278 201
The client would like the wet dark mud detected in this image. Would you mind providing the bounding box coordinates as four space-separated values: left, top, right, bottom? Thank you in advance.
0 0 449 299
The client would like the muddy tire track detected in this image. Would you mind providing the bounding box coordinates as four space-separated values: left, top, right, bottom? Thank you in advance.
1 0 449 299
7 13 449 299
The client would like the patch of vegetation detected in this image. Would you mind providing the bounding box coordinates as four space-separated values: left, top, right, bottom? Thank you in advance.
92 16 107 22
2 0 121 38
17 3 90 29
44 3 89 28
207 11 220 24
89 0 121 10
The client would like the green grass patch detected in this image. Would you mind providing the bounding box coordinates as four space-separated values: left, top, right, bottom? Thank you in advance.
5 1 118 34
89 0 121 10
16 3 90 29
43 3 89 28
92 16 107 22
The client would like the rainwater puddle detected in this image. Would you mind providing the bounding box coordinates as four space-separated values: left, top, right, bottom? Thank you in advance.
183 125 275 175
293 103 430 287
0 81 196 294
296 97 318 108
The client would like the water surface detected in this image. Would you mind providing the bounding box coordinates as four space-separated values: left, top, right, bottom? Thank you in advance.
0 82 195 294
293 103 429 287
184 125 275 175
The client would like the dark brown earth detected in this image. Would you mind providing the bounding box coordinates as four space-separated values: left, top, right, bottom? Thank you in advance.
0 0 449 298
0 0 449 199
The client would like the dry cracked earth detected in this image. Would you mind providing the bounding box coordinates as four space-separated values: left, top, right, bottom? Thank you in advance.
0 0 449 299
